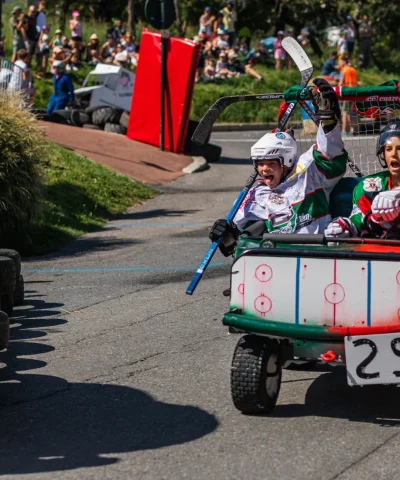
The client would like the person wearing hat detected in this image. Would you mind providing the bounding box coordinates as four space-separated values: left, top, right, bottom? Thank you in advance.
47 60 75 114
86 34 101 66
69 10 82 59
51 29 63 48
220 0 237 47
273 31 286 70
216 51 229 78
10 6 27 62
199 7 214 39
341 15 356 60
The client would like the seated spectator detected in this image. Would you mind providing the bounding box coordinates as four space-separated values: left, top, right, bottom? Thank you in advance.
246 41 268 66
321 51 339 80
297 27 310 47
215 28 229 50
203 58 216 79
113 43 128 66
216 51 229 78
108 18 125 47
51 29 62 48
228 52 264 81
86 33 101 66
49 46 67 68
101 34 115 63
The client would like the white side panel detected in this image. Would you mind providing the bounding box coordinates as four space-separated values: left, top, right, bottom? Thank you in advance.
231 257 245 310
233 256 297 323
370 262 400 327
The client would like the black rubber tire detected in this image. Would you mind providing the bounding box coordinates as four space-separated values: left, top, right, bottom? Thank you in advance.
92 107 123 127
1 293 13 318
40 112 69 125
0 249 21 277
13 274 24 306
119 110 130 129
0 257 16 295
231 335 282 414
85 105 107 115
104 122 126 135
71 109 90 127
0 310 9 350
83 123 102 130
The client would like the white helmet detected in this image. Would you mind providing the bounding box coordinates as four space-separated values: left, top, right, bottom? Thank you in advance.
250 131 297 169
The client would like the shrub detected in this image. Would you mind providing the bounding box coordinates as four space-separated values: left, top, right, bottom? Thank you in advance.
0 92 44 250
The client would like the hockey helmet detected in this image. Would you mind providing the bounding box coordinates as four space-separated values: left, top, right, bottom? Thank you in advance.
376 120 400 167
250 131 297 169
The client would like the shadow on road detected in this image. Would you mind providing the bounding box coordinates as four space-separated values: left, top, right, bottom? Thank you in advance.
272 369 400 426
122 208 200 220
0 291 218 476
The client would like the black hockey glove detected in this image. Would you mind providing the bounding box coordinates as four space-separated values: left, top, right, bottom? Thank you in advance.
209 219 239 257
309 78 341 123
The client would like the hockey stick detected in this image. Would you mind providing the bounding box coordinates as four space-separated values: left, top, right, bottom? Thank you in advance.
186 43 314 295
192 93 284 146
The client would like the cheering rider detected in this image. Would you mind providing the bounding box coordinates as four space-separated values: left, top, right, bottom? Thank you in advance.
326 120 400 239
209 78 349 256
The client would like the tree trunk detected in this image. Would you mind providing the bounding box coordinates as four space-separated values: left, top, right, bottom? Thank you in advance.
58 0 69 31
128 0 135 36
173 0 183 37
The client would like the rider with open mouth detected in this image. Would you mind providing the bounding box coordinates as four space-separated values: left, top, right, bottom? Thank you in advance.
326 120 400 239
208 78 349 256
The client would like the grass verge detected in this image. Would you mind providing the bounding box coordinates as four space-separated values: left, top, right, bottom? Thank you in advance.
25 142 158 256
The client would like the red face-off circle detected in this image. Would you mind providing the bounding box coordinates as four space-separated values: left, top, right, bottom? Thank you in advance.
255 264 273 283
254 294 272 314
324 283 345 305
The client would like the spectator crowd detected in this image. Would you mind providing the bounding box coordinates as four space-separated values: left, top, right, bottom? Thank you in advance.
2 1 377 111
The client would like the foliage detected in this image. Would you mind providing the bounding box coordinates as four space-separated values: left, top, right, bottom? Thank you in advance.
0 92 44 250
27 143 158 255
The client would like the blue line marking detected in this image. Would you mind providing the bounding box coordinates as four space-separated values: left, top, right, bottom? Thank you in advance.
22 262 229 274
367 260 372 327
295 257 300 325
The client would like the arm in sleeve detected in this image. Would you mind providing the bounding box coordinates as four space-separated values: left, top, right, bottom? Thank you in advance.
313 123 348 184
349 183 384 237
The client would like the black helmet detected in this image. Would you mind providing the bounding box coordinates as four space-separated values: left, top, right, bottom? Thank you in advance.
376 119 400 168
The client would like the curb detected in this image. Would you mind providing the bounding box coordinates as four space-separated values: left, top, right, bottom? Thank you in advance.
212 122 302 132
182 156 209 174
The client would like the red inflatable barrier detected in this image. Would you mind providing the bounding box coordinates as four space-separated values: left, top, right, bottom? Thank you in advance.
127 29 200 153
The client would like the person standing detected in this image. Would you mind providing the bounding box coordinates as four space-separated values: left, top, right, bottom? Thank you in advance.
10 6 27 63
358 15 374 69
220 0 237 47
199 7 214 39
341 16 356 61
273 31 285 70
338 56 358 135
108 19 125 47
35 1 46 34
25 5 38 66
69 10 82 59
47 60 74 114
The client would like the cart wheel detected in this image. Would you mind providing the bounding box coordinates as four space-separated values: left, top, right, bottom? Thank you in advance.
231 335 282 414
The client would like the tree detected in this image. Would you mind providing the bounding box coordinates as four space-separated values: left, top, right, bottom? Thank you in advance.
128 0 135 36
173 0 183 36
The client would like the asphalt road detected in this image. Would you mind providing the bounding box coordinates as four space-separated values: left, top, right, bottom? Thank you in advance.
0 130 397 480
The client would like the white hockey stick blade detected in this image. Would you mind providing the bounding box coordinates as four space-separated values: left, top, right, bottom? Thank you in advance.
282 37 313 84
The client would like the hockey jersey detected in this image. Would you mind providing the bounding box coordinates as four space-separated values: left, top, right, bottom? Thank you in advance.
350 170 400 236
234 124 347 234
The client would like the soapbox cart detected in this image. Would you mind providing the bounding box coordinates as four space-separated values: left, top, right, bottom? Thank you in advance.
226 233 400 414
